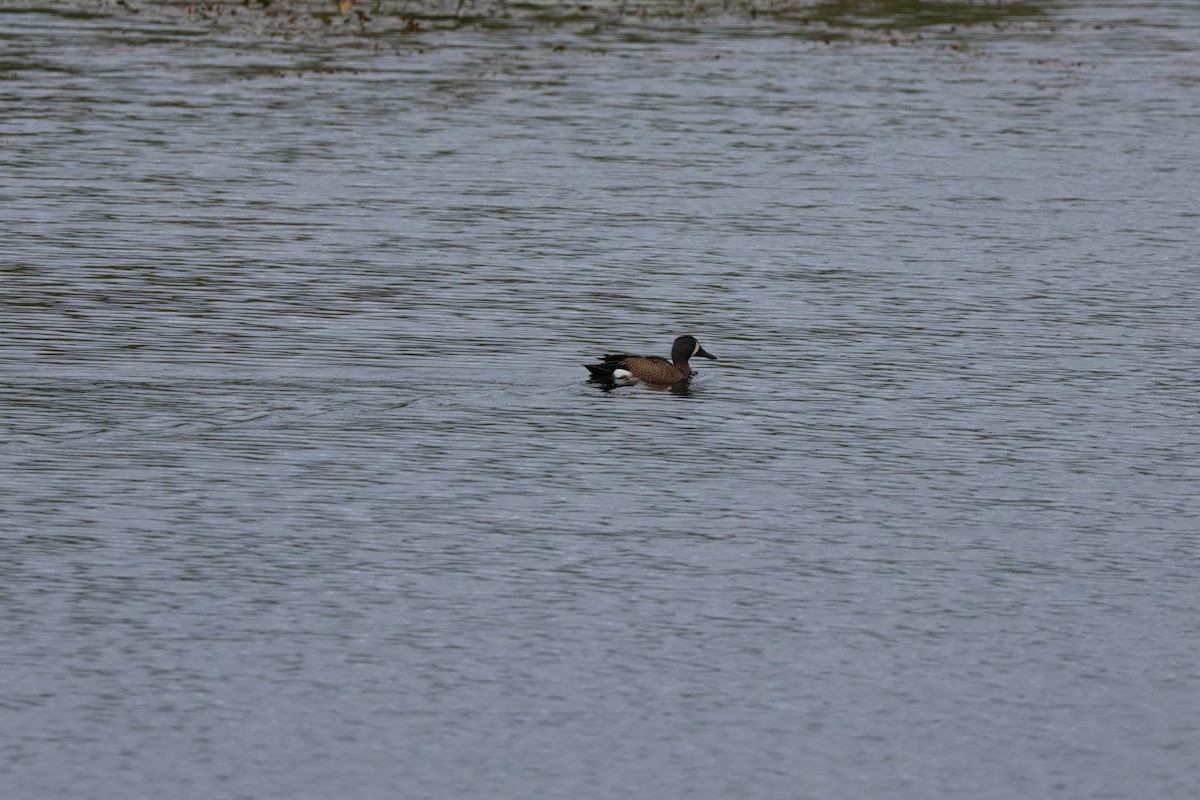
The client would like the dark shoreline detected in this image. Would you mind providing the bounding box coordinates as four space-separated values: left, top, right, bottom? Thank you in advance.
17 0 1055 44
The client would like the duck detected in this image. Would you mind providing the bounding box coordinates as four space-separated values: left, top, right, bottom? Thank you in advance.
584 335 717 385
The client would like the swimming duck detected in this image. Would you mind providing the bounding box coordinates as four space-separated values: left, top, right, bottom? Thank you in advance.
584 335 717 385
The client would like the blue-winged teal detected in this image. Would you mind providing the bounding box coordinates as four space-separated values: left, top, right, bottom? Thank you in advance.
584 335 717 384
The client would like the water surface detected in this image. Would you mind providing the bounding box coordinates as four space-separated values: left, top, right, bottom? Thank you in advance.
2 3 1199 798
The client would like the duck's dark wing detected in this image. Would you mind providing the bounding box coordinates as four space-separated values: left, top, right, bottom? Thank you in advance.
583 354 633 379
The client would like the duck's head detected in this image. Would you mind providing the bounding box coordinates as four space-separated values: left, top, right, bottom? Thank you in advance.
672 335 717 363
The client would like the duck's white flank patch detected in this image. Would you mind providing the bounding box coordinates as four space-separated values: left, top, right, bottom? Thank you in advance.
612 368 633 380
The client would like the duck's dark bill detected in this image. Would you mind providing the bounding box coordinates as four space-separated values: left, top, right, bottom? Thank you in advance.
697 347 717 360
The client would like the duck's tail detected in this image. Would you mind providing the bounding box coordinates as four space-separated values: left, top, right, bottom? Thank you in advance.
583 355 631 380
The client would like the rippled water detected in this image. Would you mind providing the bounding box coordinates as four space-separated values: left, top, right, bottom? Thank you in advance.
3 3 1199 798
